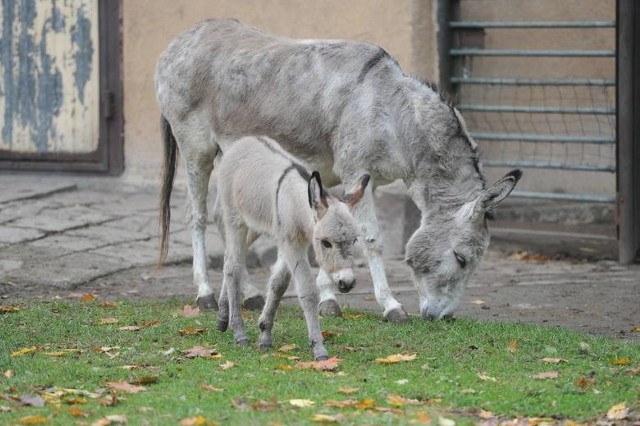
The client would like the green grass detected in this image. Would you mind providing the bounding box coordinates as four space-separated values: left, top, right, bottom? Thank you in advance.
0 298 638 425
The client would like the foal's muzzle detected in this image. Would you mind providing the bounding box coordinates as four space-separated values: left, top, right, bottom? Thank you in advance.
332 269 356 293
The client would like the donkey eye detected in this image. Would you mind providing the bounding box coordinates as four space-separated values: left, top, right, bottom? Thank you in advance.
454 251 467 268
321 239 332 248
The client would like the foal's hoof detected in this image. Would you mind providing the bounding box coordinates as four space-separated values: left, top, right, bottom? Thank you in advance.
242 294 265 311
319 299 342 318
197 294 218 310
384 307 409 323
315 355 329 361
236 338 249 347
216 319 229 332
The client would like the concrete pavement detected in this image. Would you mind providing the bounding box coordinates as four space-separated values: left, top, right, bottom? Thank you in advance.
0 174 638 342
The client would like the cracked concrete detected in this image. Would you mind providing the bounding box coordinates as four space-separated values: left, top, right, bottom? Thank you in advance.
0 174 638 343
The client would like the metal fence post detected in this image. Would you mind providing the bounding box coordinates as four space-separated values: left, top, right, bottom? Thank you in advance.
617 0 640 264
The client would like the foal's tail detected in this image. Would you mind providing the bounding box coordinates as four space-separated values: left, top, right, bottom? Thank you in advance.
158 115 177 267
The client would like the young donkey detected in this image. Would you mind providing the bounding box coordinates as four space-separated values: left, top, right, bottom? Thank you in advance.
156 19 522 323
215 136 368 360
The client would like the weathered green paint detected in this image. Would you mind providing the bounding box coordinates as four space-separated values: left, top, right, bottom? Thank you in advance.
0 0 99 154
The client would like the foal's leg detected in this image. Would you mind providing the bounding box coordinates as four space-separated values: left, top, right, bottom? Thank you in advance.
222 222 250 346
282 244 328 361
212 194 265 311
349 179 408 322
257 256 291 350
173 120 218 310
317 269 342 317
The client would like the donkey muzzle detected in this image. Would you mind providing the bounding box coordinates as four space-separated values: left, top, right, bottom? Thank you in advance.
332 269 356 293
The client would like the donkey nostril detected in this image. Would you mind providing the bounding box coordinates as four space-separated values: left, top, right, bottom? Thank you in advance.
337 279 352 293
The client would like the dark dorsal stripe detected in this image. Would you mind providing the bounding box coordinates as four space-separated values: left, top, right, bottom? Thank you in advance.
357 48 389 83
275 162 313 224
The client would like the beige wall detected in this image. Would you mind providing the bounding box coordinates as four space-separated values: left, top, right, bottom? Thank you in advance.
121 0 438 182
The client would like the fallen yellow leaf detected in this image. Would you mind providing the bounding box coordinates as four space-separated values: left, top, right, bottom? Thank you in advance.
11 346 38 357
507 340 518 353
81 293 96 302
198 383 223 392
541 357 567 364
117 325 142 331
375 353 417 364
69 406 88 417
532 371 559 380
610 357 632 366
479 409 494 419
289 399 315 408
607 402 629 420
277 344 298 353
179 415 211 426
105 381 146 394
355 398 377 409
386 393 421 407
477 372 497 382
0 305 19 313
311 413 344 423
98 301 118 308
409 411 431 424
92 414 128 425
19 416 47 425
220 361 235 370
98 317 119 325
337 387 359 394
179 326 205 336
182 346 220 359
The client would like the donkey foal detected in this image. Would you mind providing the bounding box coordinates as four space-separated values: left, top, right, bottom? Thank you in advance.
216 136 368 360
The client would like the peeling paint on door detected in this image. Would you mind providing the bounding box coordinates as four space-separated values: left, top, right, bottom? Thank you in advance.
0 0 99 154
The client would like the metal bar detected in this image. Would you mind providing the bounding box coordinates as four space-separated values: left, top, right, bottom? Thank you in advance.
450 20 615 29
509 191 615 203
450 48 615 57
450 77 616 86
470 132 615 144
483 160 615 172
458 104 615 115
437 0 452 93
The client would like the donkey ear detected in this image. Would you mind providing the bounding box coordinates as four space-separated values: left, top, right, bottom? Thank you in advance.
478 169 522 211
342 174 370 209
308 171 328 214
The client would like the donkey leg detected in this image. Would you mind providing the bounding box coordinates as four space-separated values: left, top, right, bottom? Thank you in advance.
257 256 291 350
212 194 264 311
283 245 328 361
175 122 218 310
223 223 250 346
352 181 408 322
317 269 342 318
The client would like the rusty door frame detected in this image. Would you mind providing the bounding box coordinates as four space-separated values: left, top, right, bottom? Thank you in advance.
0 0 123 175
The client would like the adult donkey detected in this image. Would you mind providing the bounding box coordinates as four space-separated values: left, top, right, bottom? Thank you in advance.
156 18 522 322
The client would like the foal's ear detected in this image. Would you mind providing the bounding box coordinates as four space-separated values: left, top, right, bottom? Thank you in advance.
477 169 522 212
342 174 370 209
308 171 328 215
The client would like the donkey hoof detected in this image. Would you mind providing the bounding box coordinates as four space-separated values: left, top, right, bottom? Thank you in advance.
384 307 409 323
242 294 265 311
216 319 229 332
197 294 218 310
315 355 329 361
319 300 342 318
236 338 249 346
258 343 272 351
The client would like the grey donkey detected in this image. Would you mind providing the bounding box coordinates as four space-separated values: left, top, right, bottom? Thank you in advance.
156 19 522 322
215 135 368 360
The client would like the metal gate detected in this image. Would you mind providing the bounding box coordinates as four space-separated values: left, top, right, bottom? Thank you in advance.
0 0 122 173
441 0 616 203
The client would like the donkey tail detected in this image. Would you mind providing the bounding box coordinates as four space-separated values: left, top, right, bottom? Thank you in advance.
158 115 177 267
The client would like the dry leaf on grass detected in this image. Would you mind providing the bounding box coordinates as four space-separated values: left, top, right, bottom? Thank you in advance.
607 402 629 420
4 370 13 378
181 346 220 359
289 399 315 408
180 305 200 318
179 326 206 336
477 372 497 382
179 415 216 426
105 381 146 394
321 330 340 339
532 371 559 380
296 356 341 372
375 353 417 364
81 293 97 302
98 392 119 407
386 394 421 407
98 301 118 308
98 317 119 325
479 409 494 419
0 305 19 313
92 414 128 425
277 344 298 353
337 387 358 394
18 416 48 425
541 357 567 364
575 376 595 388
311 413 345 423
220 361 235 370
11 346 38 357
117 325 142 332
507 340 518 353
198 383 223 392
610 357 631 366
69 406 88 417
631 326 640 333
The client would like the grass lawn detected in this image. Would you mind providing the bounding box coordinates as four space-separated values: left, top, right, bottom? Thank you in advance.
0 297 638 425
